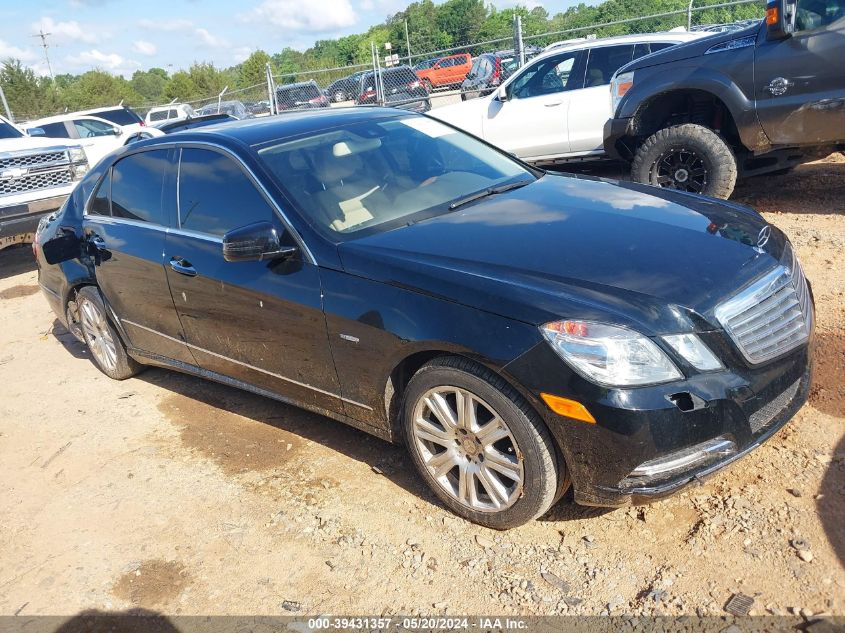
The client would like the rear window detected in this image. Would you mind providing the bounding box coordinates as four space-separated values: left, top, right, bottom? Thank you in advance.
110 150 168 224
95 108 143 126
385 68 418 83
278 84 321 101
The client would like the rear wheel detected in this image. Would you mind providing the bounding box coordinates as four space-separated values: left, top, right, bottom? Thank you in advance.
631 124 738 199
77 286 141 380
403 357 562 529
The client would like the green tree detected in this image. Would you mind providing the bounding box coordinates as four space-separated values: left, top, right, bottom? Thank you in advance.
239 50 271 88
163 71 196 101
0 59 57 120
131 68 168 103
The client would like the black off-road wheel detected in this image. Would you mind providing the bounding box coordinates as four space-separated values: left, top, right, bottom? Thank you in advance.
76 286 142 381
632 124 738 199
403 356 566 530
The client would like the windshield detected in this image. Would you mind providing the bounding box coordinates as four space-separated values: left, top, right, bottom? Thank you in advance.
0 119 24 139
256 115 534 240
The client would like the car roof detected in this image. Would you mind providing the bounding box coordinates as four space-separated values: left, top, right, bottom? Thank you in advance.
75 105 133 115
277 80 319 90
542 30 706 55
135 107 412 149
28 113 117 126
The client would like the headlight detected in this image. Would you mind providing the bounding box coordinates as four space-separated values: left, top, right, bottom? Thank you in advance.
662 334 724 371
541 320 682 387
71 164 89 180
611 71 634 114
69 147 87 163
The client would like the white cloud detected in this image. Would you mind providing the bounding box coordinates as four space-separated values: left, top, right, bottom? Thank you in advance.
0 38 37 61
243 0 357 32
132 40 157 55
195 28 228 48
232 47 253 63
137 18 226 48
138 18 195 32
65 49 140 77
32 17 101 45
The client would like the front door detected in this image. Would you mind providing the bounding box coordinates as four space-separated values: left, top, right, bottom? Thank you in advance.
754 1 845 145
82 148 194 364
163 146 345 415
483 49 585 159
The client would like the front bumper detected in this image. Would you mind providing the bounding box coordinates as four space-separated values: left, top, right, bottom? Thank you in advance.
504 339 813 508
0 194 68 249
603 116 633 162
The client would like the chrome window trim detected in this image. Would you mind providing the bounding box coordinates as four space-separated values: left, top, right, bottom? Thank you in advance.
171 141 316 265
122 319 372 411
168 226 222 244
81 142 315 264
83 215 169 233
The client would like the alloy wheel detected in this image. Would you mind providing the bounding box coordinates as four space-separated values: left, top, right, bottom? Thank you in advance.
412 387 524 512
653 148 708 193
79 298 118 373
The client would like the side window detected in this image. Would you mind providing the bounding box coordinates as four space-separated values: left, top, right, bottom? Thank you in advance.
469 58 481 76
178 148 274 237
88 170 112 216
584 45 635 88
38 122 71 138
74 119 117 138
110 150 169 224
796 0 845 30
633 42 674 58
480 58 494 78
510 51 582 99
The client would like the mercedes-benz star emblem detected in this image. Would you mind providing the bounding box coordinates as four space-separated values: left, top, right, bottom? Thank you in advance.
755 225 772 254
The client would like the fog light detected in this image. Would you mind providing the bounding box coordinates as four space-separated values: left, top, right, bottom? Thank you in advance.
622 436 737 486
72 164 89 180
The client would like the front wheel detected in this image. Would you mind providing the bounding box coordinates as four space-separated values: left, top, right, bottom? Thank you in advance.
403 357 563 529
77 286 142 380
631 124 738 199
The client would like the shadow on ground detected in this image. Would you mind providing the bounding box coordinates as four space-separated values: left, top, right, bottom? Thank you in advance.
0 244 36 280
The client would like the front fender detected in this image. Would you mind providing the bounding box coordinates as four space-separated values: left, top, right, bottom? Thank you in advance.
618 57 768 153
319 268 543 435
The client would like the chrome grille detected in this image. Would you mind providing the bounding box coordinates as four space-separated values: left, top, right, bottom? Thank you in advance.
715 247 812 364
0 167 73 195
0 151 68 170
749 378 801 433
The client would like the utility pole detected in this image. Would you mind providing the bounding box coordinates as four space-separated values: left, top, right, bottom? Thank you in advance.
404 19 412 66
32 29 55 82
0 84 13 121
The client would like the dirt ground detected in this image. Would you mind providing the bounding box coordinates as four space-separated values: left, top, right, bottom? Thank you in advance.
0 156 843 620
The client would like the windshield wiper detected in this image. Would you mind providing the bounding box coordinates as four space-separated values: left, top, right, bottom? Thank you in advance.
448 179 533 211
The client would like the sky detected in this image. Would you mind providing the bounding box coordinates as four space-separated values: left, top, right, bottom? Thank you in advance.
0 0 588 78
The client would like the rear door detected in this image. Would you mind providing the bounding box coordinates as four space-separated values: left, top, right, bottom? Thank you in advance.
82 149 194 363
754 2 845 145
482 48 586 159
567 43 635 154
163 146 345 414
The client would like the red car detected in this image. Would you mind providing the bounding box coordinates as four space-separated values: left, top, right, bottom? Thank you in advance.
415 53 472 90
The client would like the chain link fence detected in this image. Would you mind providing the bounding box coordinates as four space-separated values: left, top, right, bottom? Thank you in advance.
16 0 764 124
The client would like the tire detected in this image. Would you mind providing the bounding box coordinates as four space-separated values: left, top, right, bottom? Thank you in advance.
76 286 142 381
403 356 563 530
631 124 738 199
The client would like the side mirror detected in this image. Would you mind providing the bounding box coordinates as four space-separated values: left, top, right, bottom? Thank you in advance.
222 221 297 263
766 0 797 39
112 127 123 137
495 85 509 102
28 127 46 137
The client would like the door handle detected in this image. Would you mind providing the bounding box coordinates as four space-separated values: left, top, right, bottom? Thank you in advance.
544 101 564 107
89 235 107 251
169 257 197 277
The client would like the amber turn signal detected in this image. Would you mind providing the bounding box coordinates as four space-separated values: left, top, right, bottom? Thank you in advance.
766 6 779 25
540 393 596 424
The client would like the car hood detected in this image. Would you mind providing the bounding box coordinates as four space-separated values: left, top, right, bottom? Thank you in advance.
338 174 785 335
0 136 79 153
619 22 761 74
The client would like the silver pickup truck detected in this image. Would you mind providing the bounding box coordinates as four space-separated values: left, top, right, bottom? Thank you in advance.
1 114 89 251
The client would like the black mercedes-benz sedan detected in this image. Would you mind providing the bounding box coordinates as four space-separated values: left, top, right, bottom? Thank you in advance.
35 108 813 529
